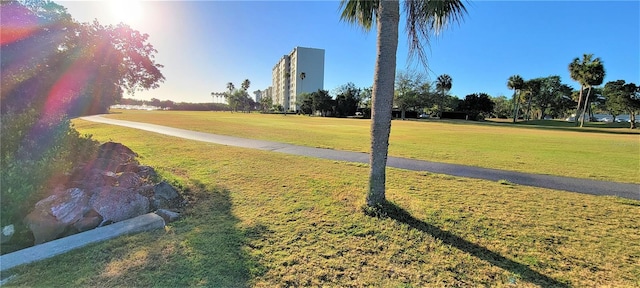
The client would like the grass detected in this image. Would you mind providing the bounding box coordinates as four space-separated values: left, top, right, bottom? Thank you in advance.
3 121 639 287
103 110 640 184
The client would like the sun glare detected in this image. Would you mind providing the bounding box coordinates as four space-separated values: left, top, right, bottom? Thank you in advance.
109 0 142 25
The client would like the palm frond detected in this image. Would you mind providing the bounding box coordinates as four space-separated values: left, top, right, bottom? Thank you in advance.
403 0 468 67
338 0 379 31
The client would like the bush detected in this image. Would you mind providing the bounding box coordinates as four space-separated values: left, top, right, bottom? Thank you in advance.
0 109 99 227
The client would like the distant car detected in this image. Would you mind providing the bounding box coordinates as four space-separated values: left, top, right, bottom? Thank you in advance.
418 113 429 119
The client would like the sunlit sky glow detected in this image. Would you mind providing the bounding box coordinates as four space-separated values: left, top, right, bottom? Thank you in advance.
59 0 640 103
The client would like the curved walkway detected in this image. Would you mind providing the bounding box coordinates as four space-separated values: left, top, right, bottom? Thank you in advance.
81 115 640 200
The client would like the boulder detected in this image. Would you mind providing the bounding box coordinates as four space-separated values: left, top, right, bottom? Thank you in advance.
116 163 140 173
137 166 158 181
23 188 92 244
24 210 67 245
73 209 103 232
85 157 123 173
153 181 182 209
90 186 150 226
97 142 138 163
155 209 180 223
73 169 117 190
117 172 142 189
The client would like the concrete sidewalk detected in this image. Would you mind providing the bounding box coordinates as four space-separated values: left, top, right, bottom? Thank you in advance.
81 115 640 200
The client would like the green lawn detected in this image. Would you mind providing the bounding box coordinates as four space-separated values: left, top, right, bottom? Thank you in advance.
3 121 639 287
104 110 640 184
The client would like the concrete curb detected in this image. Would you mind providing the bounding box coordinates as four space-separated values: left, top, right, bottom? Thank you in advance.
0 213 165 273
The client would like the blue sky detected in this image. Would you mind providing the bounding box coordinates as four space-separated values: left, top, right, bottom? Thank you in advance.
59 1 640 103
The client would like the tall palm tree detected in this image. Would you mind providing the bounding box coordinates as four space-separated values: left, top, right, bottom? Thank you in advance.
241 79 251 91
569 54 605 127
436 74 452 118
226 82 235 94
340 0 467 208
580 59 605 127
507 75 524 123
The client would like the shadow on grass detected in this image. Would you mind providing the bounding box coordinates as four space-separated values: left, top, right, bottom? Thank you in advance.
143 179 269 287
364 201 570 288
5 180 269 287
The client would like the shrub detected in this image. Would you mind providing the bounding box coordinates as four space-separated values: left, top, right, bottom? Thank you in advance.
0 109 99 227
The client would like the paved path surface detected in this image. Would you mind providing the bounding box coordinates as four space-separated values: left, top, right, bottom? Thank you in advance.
82 115 640 200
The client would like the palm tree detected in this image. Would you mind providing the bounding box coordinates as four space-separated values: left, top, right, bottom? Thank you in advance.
569 54 605 127
241 79 251 91
580 59 605 127
340 0 467 208
436 74 452 118
226 82 235 94
507 75 524 123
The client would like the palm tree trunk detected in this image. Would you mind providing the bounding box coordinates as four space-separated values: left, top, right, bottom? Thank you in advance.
441 90 445 118
575 86 584 126
511 90 518 123
580 86 592 127
368 0 399 207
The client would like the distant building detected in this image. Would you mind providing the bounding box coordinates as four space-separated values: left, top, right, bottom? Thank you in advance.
271 47 325 111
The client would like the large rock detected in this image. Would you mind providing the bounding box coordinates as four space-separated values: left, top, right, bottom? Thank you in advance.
97 142 138 163
90 187 150 226
84 157 123 173
23 188 91 244
117 172 142 189
137 165 158 181
71 168 117 190
152 181 182 209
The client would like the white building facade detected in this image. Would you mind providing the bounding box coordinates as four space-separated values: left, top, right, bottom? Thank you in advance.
271 47 325 111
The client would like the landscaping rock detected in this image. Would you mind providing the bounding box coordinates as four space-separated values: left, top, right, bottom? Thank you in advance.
85 157 123 173
24 211 67 245
153 181 182 209
77 169 117 190
155 209 180 223
23 188 92 244
117 172 142 189
116 163 140 173
90 186 150 226
1 225 15 244
97 142 138 163
137 165 158 181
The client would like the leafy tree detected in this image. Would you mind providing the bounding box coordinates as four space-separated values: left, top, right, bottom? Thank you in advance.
491 95 511 118
436 74 452 118
360 86 373 108
311 89 333 116
340 0 466 207
2 1 165 116
603 80 640 129
394 71 422 120
296 92 314 115
533 76 572 120
259 95 273 112
507 75 524 122
335 85 361 117
457 93 494 120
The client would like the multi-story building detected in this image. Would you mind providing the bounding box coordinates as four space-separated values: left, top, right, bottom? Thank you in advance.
271 47 325 111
